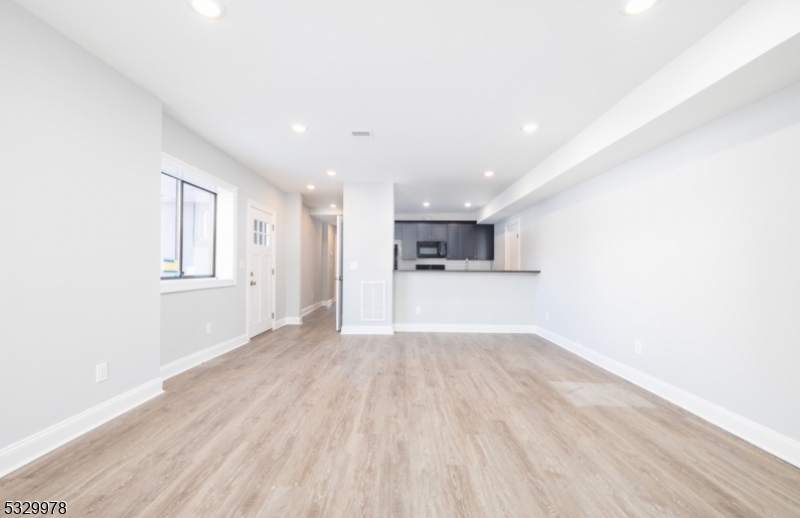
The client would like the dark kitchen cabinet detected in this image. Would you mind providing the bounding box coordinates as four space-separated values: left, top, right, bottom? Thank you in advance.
446 224 462 259
462 224 477 260
432 224 447 241
476 224 494 260
401 224 417 260
416 223 447 242
394 223 402 240
417 223 431 241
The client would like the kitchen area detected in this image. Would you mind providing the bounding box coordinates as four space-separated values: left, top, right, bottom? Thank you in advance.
394 221 495 271
392 219 541 332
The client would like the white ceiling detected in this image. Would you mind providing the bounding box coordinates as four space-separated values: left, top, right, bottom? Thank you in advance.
16 0 749 212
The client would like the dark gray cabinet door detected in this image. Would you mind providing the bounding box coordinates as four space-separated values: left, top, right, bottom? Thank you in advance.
476 224 494 260
462 224 477 260
432 224 447 241
417 223 432 242
401 224 417 260
446 223 462 259
394 223 402 240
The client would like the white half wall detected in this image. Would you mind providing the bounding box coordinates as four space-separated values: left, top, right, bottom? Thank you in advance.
497 82 800 452
342 183 394 333
393 272 537 332
0 0 162 463
160 115 287 365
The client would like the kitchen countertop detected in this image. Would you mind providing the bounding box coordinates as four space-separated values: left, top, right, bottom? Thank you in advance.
394 269 541 273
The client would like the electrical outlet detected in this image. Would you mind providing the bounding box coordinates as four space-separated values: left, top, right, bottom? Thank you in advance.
96 363 108 383
635 340 642 354
415 306 421 315
206 323 212 335
545 311 550 320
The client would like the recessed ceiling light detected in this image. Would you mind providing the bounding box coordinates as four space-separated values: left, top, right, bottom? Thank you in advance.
484 171 495 177
292 124 307 133
622 0 658 16
423 202 430 207
330 204 337 208
522 123 539 133
326 170 337 176
464 202 472 208
307 185 315 190
188 0 225 19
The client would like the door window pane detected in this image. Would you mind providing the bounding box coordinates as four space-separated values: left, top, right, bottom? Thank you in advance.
160 174 180 278
181 183 216 277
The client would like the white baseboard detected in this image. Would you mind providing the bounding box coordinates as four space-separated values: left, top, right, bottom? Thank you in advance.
341 325 395 335
301 301 324 317
284 317 302 325
274 318 287 330
325 299 334 307
394 323 536 333
160 333 249 380
0 378 163 478
533 326 800 469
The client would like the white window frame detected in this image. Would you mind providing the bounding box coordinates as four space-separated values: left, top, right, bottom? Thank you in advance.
160 153 238 294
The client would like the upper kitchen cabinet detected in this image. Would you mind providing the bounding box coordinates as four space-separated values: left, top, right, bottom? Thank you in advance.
401 223 417 260
432 224 446 241
446 223 462 259
416 223 447 241
476 224 494 260
394 223 402 240
462 224 477 260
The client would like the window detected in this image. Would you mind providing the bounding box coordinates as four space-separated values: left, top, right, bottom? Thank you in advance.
160 154 237 293
160 173 217 279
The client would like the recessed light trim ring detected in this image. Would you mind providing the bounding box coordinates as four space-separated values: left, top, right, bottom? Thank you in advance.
188 0 225 19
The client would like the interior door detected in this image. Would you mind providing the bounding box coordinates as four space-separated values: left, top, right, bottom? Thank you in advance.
335 215 343 331
249 206 274 337
506 220 520 271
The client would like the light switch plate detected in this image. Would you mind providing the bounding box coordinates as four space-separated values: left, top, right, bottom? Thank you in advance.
96 363 108 383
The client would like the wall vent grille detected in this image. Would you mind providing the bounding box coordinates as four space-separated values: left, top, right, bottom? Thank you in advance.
361 281 386 321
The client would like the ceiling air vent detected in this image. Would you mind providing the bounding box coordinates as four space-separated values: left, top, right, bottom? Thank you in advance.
351 130 374 141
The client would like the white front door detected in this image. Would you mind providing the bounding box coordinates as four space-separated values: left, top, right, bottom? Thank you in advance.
249 206 274 337
506 220 520 271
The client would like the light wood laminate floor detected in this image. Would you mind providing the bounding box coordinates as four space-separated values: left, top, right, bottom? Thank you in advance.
3 306 799 517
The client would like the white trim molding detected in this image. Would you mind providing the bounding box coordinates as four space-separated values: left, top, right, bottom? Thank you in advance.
274 318 287 330
0 379 163 478
341 325 395 335
301 301 325 317
394 324 536 333
161 334 249 380
533 326 800 469
284 317 303 325
325 299 334 307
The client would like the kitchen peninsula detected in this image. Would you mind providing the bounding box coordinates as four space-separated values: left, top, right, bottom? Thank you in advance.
393 220 540 332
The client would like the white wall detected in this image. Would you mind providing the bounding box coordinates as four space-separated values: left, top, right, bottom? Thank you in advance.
320 222 335 303
394 272 536 331
498 82 800 447
300 205 323 313
160 114 287 364
284 193 302 321
0 0 162 457
342 183 395 333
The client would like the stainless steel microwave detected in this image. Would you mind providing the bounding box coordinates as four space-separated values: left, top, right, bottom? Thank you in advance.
417 241 447 258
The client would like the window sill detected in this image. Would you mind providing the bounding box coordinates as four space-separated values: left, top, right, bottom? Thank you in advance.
160 278 235 294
